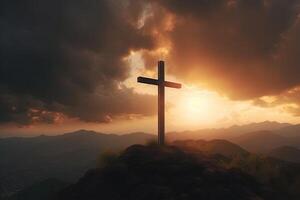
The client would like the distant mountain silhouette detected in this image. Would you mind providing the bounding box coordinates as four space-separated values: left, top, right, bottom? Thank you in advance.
231 130 300 153
227 121 291 134
276 124 300 138
0 130 153 196
268 146 300 163
59 144 263 200
231 131 290 153
167 121 291 141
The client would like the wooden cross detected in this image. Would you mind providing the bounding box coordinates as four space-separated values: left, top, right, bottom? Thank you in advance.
137 61 181 145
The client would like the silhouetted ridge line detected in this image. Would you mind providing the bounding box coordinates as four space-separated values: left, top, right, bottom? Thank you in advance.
173 139 250 158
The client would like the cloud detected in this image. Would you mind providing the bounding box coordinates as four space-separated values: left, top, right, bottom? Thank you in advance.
253 87 300 116
148 0 300 100
2 0 300 125
0 0 156 124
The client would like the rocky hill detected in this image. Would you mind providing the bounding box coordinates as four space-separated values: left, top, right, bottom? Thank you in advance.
59 144 263 200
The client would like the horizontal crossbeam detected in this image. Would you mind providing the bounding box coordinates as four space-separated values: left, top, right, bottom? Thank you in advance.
164 81 181 89
137 77 158 85
137 77 181 89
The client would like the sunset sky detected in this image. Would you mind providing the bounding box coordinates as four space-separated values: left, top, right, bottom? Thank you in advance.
1 0 300 137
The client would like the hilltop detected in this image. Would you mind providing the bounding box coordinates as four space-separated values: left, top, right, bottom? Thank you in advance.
4 139 300 200
2 121 300 199
59 144 262 200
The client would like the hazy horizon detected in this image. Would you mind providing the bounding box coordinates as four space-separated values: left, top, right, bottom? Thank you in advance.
0 120 295 138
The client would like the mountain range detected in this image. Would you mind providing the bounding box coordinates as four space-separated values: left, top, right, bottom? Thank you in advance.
168 121 300 154
166 121 292 140
268 146 300 163
1 121 300 199
0 130 154 197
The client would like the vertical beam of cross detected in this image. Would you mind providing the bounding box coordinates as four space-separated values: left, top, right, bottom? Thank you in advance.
137 61 181 145
158 61 165 145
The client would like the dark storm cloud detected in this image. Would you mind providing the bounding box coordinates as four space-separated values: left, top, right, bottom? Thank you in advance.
0 0 156 124
150 0 300 100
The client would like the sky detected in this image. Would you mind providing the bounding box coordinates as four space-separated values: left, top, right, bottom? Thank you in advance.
1 0 300 137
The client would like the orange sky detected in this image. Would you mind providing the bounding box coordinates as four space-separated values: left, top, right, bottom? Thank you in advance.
1 52 300 137
1 0 300 137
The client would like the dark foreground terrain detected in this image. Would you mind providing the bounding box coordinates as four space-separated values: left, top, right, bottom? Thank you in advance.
2 122 300 200
0 130 153 196
4 141 300 200
59 144 262 200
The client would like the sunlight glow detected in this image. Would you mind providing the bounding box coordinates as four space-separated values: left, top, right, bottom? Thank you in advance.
180 95 212 122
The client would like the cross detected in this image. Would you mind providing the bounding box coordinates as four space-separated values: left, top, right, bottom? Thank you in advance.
137 61 181 145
